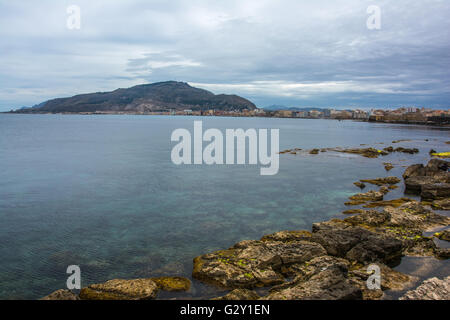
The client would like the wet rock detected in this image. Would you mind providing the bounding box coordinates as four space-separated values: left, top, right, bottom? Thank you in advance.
421 183 450 200
360 177 401 186
309 149 320 155
192 239 327 289
151 277 191 292
311 220 403 265
342 209 366 215
379 186 390 195
345 200 369 206
260 230 312 242
79 278 160 300
384 163 394 171
349 190 384 202
349 264 414 300
263 256 362 300
41 289 79 300
405 176 442 193
213 289 260 300
400 276 450 300
403 164 426 180
354 182 366 189
394 147 419 154
333 147 388 159
435 230 450 242
432 198 450 210
363 198 414 208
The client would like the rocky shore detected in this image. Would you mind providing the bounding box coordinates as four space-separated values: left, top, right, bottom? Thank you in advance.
42 158 450 300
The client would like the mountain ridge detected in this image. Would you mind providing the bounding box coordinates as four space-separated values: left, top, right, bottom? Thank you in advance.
13 81 256 113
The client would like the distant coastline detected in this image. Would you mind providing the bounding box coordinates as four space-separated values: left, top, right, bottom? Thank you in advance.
3 110 450 127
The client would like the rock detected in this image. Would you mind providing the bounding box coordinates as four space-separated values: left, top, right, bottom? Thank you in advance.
213 289 260 300
349 190 384 202
363 198 414 208
309 149 320 155
421 183 450 200
151 277 191 292
354 182 366 189
260 230 312 242
435 230 450 241
405 176 442 193
379 186 390 195
432 198 450 210
360 177 401 186
394 147 419 154
431 152 450 159
345 200 369 206
41 289 79 300
400 276 450 300
384 163 394 171
332 147 388 159
79 278 160 300
192 239 327 289
263 256 362 300
403 164 426 180
342 209 366 215
349 264 414 300
311 220 403 265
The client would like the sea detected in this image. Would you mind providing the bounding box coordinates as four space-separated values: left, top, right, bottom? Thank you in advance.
0 114 448 299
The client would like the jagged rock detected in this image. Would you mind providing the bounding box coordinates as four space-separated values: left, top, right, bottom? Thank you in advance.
349 264 414 300
263 256 361 300
405 176 441 193
343 209 366 215
192 239 327 289
151 277 191 292
400 276 450 300
349 190 384 202
41 289 79 300
394 147 419 154
79 278 160 300
421 183 450 200
260 230 312 242
354 182 366 189
435 230 450 241
360 177 401 186
213 289 260 300
432 198 450 210
363 198 414 208
311 220 402 265
332 147 388 159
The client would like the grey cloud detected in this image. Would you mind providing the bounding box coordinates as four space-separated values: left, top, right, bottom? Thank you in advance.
0 0 449 110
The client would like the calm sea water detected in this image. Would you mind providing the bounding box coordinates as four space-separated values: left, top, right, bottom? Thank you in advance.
0 114 449 299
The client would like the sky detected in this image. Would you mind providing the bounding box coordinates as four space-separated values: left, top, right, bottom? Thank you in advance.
1 0 449 111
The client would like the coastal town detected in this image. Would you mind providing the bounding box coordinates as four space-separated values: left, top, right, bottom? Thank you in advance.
82 106 450 125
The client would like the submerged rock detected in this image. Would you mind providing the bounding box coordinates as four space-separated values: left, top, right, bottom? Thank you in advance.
384 163 394 171
400 276 450 300
363 198 414 208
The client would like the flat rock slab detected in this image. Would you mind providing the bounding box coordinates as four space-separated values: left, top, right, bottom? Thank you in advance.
80 279 160 300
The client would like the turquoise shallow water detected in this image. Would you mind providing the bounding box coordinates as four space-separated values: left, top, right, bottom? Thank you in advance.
0 114 449 299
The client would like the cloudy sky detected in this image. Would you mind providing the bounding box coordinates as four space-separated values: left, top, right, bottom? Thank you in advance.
1 0 449 111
